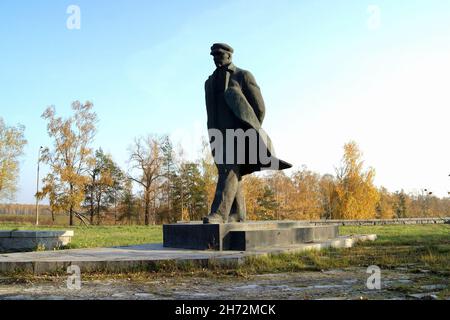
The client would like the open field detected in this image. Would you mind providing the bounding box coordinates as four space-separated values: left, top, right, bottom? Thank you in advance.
0 214 68 226
0 214 117 226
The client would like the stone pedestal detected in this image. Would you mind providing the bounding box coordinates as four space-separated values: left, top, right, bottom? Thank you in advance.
0 230 74 253
163 221 338 251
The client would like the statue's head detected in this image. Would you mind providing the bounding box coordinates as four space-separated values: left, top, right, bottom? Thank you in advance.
210 43 233 68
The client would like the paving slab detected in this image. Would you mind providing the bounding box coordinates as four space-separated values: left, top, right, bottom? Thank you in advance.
0 234 376 275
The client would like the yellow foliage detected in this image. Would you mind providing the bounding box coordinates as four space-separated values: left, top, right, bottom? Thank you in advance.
181 207 190 222
290 168 323 220
377 187 395 219
40 101 97 225
332 141 380 219
0 118 27 201
243 175 266 220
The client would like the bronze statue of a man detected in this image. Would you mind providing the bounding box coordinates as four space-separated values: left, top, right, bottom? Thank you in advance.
203 43 292 224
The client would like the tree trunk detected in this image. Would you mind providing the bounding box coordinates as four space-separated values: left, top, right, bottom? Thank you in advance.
144 191 150 225
90 200 94 225
96 198 101 225
114 190 117 225
153 192 156 225
69 184 74 226
144 204 149 225
69 206 74 226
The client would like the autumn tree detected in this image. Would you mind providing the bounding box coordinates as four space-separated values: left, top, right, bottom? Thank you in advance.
266 171 294 220
40 173 62 222
425 194 441 217
257 184 279 220
319 174 336 219
157 136 181 222
417 189 434 217
332 141 380 219
0 118 27 201
171 162 208 222
117 179 139 224
84 149 125 224
128 135 165 225
394 190 408 218
41 101 97 226
290 167 323 219
376 187 395 219
199 137 218 210
242 175 266 220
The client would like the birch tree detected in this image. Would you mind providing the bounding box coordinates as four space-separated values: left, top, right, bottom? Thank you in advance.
333 141 380 219
128 135 165 225
41 101 97 225
0 118 27 201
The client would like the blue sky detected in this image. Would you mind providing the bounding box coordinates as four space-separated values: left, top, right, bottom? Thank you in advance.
1 0 449 203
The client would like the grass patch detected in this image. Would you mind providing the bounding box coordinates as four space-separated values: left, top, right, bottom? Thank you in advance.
236 224 450 276
236 245 450 276
340 224 450 246
0 224 162 249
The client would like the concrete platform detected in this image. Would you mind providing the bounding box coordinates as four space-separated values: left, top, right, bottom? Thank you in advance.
163 221 339 250
0 234 376 275
0 230 74 253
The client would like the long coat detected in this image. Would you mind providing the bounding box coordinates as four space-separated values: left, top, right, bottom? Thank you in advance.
205 63 292 176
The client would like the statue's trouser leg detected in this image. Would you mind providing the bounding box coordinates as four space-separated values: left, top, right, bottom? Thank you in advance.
210 165 241 220
230 180 246 221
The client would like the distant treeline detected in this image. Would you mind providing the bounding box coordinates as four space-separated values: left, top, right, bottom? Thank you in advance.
0 204 51 216
1 164 449 225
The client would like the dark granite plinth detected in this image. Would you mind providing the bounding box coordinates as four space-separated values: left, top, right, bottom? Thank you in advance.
163 221 339 251
163 224 222 250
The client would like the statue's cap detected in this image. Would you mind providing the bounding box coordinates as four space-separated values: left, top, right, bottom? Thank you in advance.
210 43 234 55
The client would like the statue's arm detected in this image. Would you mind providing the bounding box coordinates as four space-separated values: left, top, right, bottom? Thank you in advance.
242 71 266 124
205 78 214 130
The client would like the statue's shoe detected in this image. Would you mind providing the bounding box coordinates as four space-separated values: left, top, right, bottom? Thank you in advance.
203 214 224 224
228 214 245 223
